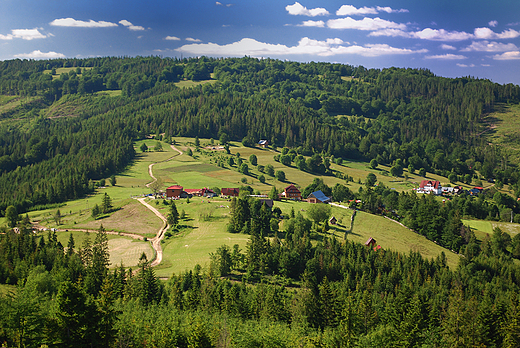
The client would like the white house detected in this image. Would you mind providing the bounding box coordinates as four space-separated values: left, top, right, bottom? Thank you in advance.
416 180 442 195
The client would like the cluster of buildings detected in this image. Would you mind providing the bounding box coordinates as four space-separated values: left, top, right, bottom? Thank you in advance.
164 183 333 204
415 180 484 196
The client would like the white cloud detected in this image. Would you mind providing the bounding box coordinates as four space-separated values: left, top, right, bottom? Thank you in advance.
336 5 407 16
462 41 518 52
119 20 145 31
376 6 408 14
14 50 66 59
216 1 233 7
186 37 202 42
336 5 377 16
425 54 467 60
474 27 520 39
0 29 49 41
165 36 181 41
176 37 426 57
298 20 325 27
457 63 476 67
440 44 457 50
328 17 406 31
50 18 118 28
412 28 473 41
286 2 329 17
493 51 520 60
488 20 498 28
331 44 427 57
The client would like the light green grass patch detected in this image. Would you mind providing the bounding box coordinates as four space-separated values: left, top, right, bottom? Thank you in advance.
174 79 217 89
54 230 152 267
154 196 249 277
463 219 520 239
351 211 460 269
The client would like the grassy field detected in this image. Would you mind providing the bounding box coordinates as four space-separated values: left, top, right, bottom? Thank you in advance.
53 230 153 268
152 196 250 277
463 219 520 239
274 200 460 269
485 103 520 162
2 136 490 276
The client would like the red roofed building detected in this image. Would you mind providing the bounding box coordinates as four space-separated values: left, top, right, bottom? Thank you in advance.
222 188 240 197
365 237 377 248
282 184 301 200
166 185 183 198
417 180 442 195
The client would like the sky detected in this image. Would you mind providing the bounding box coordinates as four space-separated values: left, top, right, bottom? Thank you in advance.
1 0 520 85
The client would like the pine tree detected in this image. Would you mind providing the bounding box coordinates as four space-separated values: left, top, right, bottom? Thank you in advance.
167 201 179 226
101 193 112 214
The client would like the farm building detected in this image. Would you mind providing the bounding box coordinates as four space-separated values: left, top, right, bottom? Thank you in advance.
259 199 274 209
416 180 442 195
166 185 183 198
222 188 240 197
329 216 337 225
184 187 216 198
307 190 331 204
281 184 301 200
365 237 377 248
258 140 269 148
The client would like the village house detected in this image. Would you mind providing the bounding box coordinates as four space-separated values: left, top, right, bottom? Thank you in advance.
307 190 331 204
166 185 183 198
416 180 442 195
184 187 216 198
281 184 301 200
221 188 240 197
329 216 338 225
259 198 274 209
258 140 269 148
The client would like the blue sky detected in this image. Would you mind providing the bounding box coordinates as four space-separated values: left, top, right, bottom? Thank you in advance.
1 0 520 84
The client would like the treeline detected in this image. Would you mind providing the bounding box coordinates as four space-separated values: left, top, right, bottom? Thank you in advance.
2 214 520 346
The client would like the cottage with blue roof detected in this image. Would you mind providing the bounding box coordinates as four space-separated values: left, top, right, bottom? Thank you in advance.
307 190 331 204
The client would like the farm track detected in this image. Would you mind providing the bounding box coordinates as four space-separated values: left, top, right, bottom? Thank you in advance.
138 144 183 266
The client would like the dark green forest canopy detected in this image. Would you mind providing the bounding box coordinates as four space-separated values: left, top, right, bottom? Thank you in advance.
1 56 520 213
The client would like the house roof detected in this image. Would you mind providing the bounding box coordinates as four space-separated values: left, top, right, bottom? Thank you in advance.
365 237 376 246
167 185 183 190
259 199 274 208
419 180 441 189
258 140 268 145
222 188 240 194
184 189 201 194
284 184 300 193
308 190 331 202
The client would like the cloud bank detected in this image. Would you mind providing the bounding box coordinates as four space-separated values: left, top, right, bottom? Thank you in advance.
176 37 426 57
119 20 145 31
50 18 118 28
286 2 329 17
14 50 66 59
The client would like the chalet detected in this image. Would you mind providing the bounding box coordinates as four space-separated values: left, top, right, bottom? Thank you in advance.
329 216 338 225
258 140 269 148
453 186 464 195
281 184 301 200
417 180 442 195
222 188 240 197
365 237 377 248
184 187 216 197
166 185 183 198
259 199 274 209
307 190 331 204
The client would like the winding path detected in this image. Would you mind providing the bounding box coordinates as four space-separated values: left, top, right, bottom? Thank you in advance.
137 144 184 266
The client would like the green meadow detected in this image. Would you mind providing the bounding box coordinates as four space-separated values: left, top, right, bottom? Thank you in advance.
5 136 515 275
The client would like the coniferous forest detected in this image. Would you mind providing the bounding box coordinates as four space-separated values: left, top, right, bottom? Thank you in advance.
1 56 520 347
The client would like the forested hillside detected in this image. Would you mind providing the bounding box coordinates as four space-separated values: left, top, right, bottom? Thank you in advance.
2 56 520 347
1 56 519 215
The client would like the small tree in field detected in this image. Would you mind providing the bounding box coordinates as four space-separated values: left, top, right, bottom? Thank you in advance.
6 205 19 228
275 170 286 182
167 201 179 226
249 154 258 166
102 193 113 214
140 143 148 152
